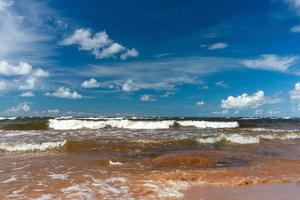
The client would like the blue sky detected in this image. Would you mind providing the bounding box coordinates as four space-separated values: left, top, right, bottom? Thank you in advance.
1 0 300 116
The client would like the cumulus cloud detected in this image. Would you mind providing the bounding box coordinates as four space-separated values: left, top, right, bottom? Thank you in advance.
0 61 32 76
196 101 205 107
208 42 228 50
221 90 278 110
289 83 300 101
46 87 82 99
81 78 100 88
20 91 34 97
140 94 155 102
291 24 300 32
0 61 49 91
120 48 139 60
60 28 138 60
241 54 298 72
0 80 6 91
7 102 31 112
122 79 140 92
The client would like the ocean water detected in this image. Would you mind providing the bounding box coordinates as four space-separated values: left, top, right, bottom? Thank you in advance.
0 117 300 199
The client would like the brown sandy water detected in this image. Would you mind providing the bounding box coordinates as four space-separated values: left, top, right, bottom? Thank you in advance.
0 118 300 199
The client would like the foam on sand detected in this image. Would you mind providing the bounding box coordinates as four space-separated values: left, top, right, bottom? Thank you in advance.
48 119 239 130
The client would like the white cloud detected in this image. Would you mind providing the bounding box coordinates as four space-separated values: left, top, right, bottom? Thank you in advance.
94 43 125 59
79 56 240 92
0 61 32 76
285 0 300 14
196 101 205 107
20 91 34 97
7 102 31 112
32 68 49 77
241 54 298 72
0 60 49 91
122 79 139 92
46 87 82 99
215 81 228 88
0 0 57 64
289 82 300 101
0 80 6 91
291 24 300 32
120 48 139 60
60 28 138 60
140 94 155 102
0 0 12 11
221 90 276 110
81 78 100 88
208 42 228 50
160 91 175 98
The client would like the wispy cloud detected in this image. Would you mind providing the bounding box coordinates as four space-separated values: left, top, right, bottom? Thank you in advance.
196 101 205 107
208 42 228 50
215 81 228 88
0 0 57 64
140 94 156 102
291 24 300 32
20 91 34 97
285 0 300 15
76 56 240 92
241 54 298 72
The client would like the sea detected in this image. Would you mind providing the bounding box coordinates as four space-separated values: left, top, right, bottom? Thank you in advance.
0 116 299 199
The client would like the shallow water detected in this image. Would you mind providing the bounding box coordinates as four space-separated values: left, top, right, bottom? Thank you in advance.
0 117 300 199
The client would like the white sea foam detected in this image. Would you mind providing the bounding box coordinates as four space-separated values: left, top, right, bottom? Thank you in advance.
48 172 70 180
0 140 66 152
109 161 123 166
0 117 17 121
178 120 239 128
143 180 190 199
61 183 93 199
2 175 17 183
2 131 41 138
197 133 300 144
48 119 239 130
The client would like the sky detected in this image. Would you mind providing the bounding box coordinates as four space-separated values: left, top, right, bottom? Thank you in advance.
1 0 300 117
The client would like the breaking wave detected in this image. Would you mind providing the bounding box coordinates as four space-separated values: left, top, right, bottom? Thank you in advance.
197 133 300 144
0 141 66 152
48 119 239 130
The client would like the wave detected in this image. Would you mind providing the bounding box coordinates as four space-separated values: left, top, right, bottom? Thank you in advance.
0 117 17 121
48 119 239 130
1 132 300 152
0 141 66 152
197 133 300 144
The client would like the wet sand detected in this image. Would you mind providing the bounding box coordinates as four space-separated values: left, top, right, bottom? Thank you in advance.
184 184 300 200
